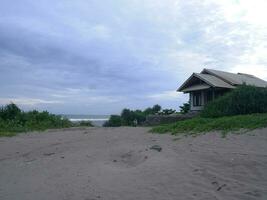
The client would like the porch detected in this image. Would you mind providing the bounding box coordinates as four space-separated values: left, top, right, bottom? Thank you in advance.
189 88 229 111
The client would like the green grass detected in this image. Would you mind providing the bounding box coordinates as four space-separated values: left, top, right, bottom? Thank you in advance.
0 131 18 137
150 113 267 137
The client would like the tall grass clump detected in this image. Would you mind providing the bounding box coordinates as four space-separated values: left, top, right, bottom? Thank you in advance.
201 85 267 118
0 103 72 136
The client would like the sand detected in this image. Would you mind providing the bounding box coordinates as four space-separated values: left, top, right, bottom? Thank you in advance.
0 127 267 200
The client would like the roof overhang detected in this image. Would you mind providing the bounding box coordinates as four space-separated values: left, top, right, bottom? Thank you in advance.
177 73 214 92
181 84 211 93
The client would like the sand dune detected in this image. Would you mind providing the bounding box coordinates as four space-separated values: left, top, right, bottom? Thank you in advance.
0 127 267 200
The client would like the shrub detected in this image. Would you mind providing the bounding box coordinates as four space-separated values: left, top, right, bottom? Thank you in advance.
78 121 94 127
0 103 21 120
201 85 267 118
144 104 162 115
179 102 190 114
103 115 122 127
104 105 165 127
0 103 72 136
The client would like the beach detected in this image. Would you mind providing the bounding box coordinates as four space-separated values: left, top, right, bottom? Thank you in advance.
0 127 266 200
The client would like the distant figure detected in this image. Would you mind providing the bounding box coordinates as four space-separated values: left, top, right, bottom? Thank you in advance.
133 119 138 127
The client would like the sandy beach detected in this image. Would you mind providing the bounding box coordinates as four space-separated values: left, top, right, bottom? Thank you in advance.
0 127 267 200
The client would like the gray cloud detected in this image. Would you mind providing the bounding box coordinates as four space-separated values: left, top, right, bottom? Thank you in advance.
0 0 266 114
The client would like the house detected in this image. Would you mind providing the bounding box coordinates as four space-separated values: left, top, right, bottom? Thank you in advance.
178 68 267 111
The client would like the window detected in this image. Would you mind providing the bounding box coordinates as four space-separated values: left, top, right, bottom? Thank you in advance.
193 91 202 106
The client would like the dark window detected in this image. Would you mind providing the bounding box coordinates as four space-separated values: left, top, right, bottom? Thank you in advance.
193 92 202 106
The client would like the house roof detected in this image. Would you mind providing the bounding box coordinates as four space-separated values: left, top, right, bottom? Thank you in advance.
178 72 235 92
202 69 267 87
194 73 235 89
178 68 267 92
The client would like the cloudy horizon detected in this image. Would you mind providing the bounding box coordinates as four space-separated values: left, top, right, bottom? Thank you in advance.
1 0 267 115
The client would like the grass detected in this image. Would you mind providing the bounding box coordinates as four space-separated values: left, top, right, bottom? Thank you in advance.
150 113 267 137
0 131 18 137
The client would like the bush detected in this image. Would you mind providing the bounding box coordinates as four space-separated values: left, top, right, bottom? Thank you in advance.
78 121 93 127
144 104 162 115
103 115 122 127
0 103 72 136
104 105 165 127
179 102 190 114
201 85 267 118
0 103 21 120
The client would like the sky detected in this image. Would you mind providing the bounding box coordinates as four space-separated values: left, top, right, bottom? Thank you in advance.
0 0 267 115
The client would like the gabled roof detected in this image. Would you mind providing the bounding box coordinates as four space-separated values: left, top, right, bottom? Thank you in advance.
202 68 267 87
178 72 235 92
194 73 235 88
178 68 267 92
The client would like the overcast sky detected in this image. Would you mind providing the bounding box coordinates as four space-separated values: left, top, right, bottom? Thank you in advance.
0 0 267 114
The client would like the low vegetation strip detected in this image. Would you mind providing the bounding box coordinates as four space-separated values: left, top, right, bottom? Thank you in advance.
0 103 93 137
151 113 267 136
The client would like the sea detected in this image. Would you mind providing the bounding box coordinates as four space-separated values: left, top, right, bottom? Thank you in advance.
62 114 110 127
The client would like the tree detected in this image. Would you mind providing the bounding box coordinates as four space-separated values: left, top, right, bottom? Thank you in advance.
179 102 190 114
152 104 161 113
0 103 21 120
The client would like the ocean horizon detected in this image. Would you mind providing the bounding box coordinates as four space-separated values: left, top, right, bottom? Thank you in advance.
61 114 110 126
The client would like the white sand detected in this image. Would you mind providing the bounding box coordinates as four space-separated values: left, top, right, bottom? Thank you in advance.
0 127 267 200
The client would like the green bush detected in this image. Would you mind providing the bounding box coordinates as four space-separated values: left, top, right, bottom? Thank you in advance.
179 102 190 114
0 103 72 136
78 121 94 127
201 85 267 118
104 104 166 127
103 115 122 127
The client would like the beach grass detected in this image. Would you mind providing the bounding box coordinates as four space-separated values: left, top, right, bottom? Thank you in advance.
150 113 267 136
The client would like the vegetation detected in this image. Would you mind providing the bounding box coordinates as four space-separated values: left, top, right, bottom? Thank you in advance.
151 113 267 136
152 86 267 136
73 120 94 127
201 85 267 118
104 104 164 127
179 102 190 114
103 115 122 127
158 109 176 115
0 103 73 137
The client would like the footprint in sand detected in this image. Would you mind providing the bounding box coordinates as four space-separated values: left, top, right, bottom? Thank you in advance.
111 150 148 168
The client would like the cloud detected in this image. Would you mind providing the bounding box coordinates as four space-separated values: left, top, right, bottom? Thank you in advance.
147 90 182 101
0 0 266 114
0 98 62 106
